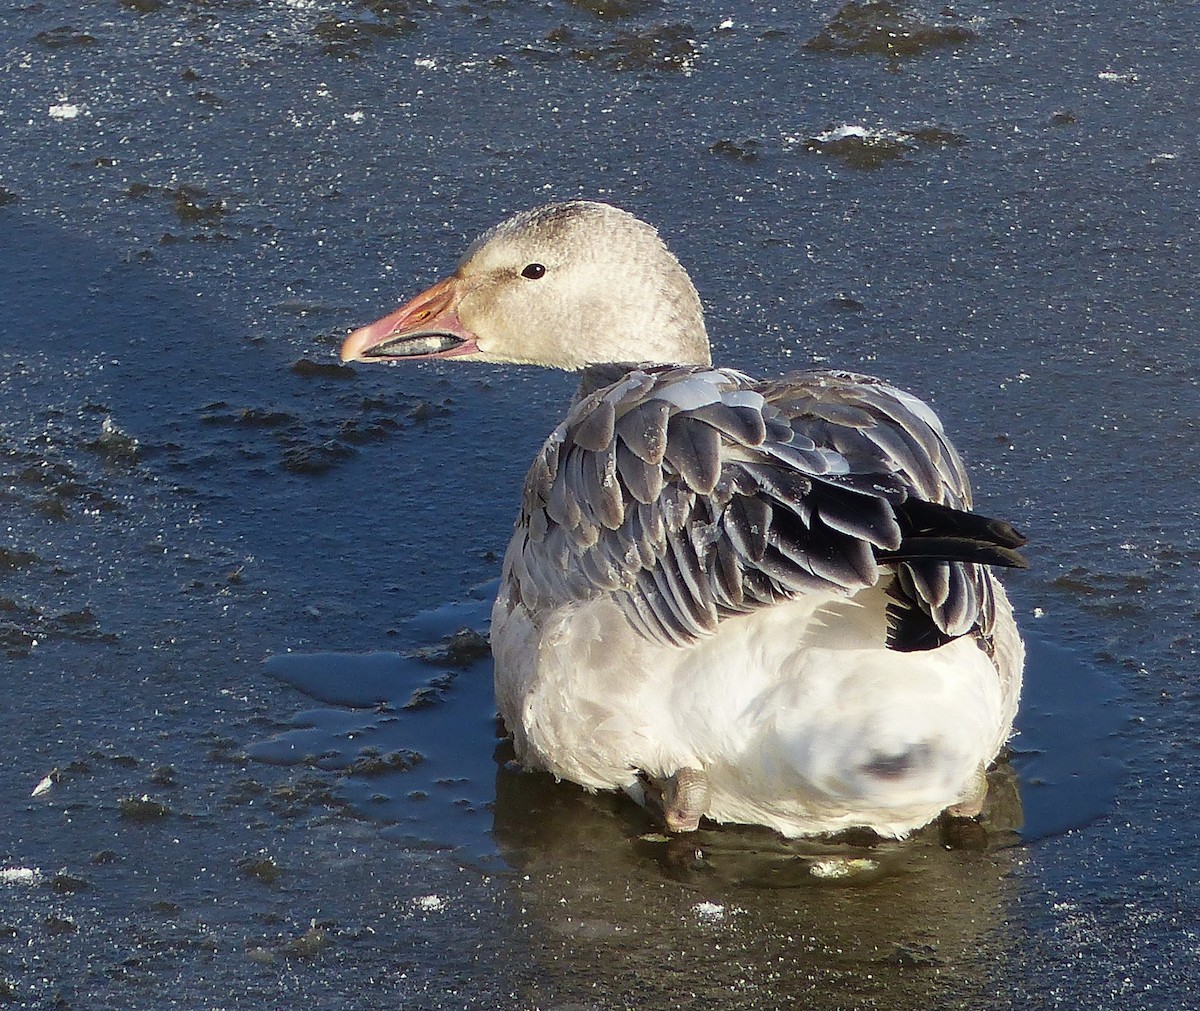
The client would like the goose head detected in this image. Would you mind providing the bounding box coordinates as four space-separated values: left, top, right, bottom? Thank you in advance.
340 201 711 371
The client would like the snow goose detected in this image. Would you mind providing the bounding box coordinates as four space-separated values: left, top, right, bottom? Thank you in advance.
340 201 1027 839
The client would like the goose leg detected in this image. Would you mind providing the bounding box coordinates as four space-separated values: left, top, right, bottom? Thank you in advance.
945 762 989 819
641 767 710 833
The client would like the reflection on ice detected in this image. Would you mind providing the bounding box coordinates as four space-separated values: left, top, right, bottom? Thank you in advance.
492 761 1021 1010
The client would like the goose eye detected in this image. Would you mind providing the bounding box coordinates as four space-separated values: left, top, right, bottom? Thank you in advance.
521 263 546 280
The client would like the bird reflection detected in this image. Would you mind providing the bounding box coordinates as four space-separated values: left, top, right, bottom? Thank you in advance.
490 744 1023 1010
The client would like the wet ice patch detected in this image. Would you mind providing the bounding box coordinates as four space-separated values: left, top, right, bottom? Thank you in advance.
1010 637 1126 839
250 582 503 860
542 22 699 75
798 123 966 169
261 652 431 709
804 1 978 57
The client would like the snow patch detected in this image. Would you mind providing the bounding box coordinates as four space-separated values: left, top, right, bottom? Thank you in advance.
1 867 43 886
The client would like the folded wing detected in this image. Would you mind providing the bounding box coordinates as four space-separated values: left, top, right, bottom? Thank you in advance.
503 365 1026 652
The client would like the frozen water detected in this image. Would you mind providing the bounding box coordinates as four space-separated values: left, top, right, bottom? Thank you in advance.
2 0 1198 1007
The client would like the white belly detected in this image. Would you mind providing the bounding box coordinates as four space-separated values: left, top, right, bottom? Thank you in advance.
491 581 1023 838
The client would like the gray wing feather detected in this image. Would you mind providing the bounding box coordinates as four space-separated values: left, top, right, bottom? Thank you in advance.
687 402 768 446
664 415 723 494
503 364 1014 650
613 400 670 464
568 396 616 452
615 438 663 505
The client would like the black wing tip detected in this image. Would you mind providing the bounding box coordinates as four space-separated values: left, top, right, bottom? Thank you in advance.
987 518 1028 550
1001 544 1030 569
890 499 1030 570
880 538 1029 570
884 599 961 652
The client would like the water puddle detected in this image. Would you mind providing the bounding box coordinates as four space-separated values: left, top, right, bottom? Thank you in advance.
250 587 1128 876
248 582 502 859
1009 635 1127 838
